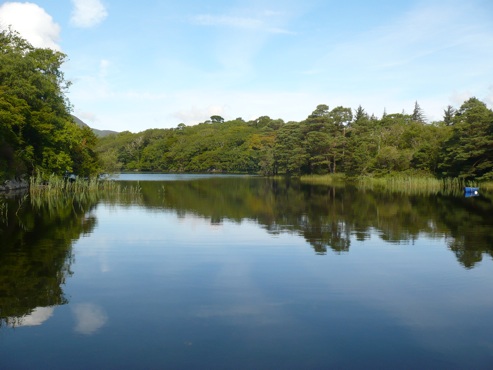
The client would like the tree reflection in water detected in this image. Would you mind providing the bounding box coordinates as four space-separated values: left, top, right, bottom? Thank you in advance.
0 192 98 327
1 176 492 327
117 177 493 268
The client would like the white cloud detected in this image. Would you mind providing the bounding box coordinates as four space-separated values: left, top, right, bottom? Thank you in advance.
0 2 61 50
70 0 108 28
192 11 294 35
193 14 262 29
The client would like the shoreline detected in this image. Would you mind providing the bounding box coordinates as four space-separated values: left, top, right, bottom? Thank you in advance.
0 177 29 192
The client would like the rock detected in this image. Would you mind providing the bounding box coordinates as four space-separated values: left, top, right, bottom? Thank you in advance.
0 176 29 192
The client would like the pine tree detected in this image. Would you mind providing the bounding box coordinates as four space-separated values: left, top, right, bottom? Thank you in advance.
439 98 493 180
443 105 455 126
412 101 426 123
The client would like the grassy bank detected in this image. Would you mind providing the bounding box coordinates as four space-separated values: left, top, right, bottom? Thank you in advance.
300 174 484 195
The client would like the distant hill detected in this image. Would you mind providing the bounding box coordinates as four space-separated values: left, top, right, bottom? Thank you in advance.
71 115 118 138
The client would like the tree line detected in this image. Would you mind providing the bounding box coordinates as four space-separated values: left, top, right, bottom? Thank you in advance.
1 28 492 182
98 99 493 181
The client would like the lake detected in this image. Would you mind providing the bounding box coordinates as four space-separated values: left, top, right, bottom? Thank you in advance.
1 174 493 369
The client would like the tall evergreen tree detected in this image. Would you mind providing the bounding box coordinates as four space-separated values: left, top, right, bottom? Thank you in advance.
412 101 426 123
443 105 455 126
439 97 493 180
354 105 368 124
275 123 308 175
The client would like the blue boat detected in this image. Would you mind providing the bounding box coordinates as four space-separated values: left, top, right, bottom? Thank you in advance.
464 187 479 197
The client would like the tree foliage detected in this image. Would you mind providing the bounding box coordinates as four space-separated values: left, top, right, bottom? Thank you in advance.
412 101 426 123
439 98 493 180
95 97 493 181
0 28 99 180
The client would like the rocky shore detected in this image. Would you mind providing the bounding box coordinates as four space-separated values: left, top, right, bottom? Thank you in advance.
0 177 29 192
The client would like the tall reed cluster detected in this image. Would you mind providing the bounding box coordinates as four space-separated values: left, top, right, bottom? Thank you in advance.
29 173 141 198
354 176 477 195
299 173 483 195
480 181 493 191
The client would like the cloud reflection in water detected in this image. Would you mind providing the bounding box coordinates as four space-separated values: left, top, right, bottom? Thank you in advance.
16 306 54 327
72 303 108 335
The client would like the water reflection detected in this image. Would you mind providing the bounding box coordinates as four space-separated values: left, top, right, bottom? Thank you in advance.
72 303 108 335
1 177 492 328
109 177 493 268
0 192 98 327
1 177 493 368
10 306 54 327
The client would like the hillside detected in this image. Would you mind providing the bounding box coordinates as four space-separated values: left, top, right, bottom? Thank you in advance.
71 115 118 138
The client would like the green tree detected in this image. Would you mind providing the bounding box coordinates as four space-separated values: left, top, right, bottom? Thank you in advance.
305 131 334 173
439 97 493 180
0 28 99 178
345 111 378 176
210 115 224 123
412 101 426 123
275 123 308 175
354 105 368 124
443 105 455 126
329 106 353 128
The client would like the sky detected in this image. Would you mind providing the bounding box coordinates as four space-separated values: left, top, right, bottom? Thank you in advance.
0 0 492 132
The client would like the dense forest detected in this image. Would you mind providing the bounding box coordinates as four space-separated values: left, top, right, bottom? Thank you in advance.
97 98 493 180
1 28 492 182
0 28 98 181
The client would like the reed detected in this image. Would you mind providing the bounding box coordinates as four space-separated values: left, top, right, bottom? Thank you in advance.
353 175 477 195
298 173 480 195
29 172 141 198
480 181 493 191
300 173 345 185
0 200 8 224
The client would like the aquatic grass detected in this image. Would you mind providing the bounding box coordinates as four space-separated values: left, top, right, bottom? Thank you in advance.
28 175 143 217
480 181 493 191
300 173 345 185
353 175 478 195
298 173 480 195
0 200 8 224
30 172 141 197
15 194 28 216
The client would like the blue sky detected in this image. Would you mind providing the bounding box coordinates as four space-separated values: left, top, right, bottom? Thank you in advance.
1 0 492 132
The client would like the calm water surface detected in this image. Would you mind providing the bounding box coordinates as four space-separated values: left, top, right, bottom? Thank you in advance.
1 174 493 369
